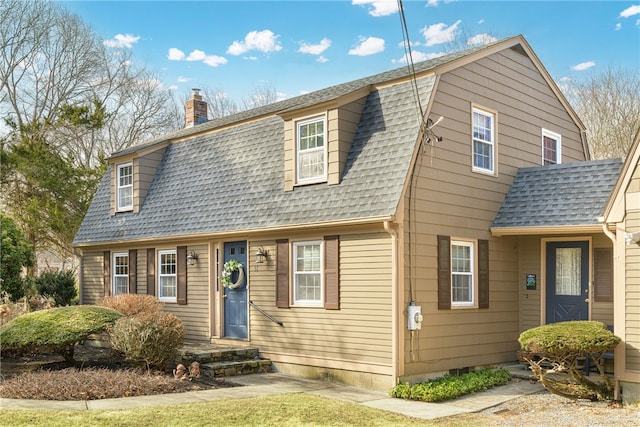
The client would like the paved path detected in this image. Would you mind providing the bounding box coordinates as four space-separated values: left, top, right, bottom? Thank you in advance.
1 367 543 421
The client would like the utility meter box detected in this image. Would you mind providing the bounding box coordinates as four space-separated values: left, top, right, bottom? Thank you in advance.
407 303 423 330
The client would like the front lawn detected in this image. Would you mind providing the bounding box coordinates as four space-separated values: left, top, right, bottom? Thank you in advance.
0 394 478 427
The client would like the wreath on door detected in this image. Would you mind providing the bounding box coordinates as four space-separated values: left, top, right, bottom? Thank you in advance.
222 259 245 289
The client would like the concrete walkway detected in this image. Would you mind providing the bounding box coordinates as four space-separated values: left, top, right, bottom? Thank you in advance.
0 365 543 421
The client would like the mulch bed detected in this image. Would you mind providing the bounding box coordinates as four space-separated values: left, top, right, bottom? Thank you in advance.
0 343 236 400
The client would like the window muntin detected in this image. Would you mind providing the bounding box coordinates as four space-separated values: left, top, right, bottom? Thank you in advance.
542 129 561 165
117 163 133 211
158 250 176 302
451 241 474 306
297 117 326 182
293 241 323 305
472 108 495 174
113 253 128 295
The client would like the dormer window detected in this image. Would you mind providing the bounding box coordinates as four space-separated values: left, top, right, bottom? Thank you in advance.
297 117 326 183
542 129 562 165
117 162 133 211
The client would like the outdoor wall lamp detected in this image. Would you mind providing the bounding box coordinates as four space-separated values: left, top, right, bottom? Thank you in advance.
625 231 640 246
255 247 268 264
186 250 198 266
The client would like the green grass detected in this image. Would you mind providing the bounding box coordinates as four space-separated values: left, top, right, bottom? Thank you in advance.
0 394 491 427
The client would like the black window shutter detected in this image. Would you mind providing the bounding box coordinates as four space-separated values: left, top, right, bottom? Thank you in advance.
103 251 111 296
437 235 451 310
128 249 137 294
478 239 489 309
594 248 613 302
177 246 187 305
276 239 290 308
324 235 340 310
147 248 155 296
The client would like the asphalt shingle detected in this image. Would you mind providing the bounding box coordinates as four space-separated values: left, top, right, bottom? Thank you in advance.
491 158 623 229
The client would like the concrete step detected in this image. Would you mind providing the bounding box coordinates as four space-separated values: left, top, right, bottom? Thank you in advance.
177 346 259 364
202 359 273 377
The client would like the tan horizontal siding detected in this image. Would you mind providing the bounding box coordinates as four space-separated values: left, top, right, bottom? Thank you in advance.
249 233 393 369
81 252 104 305
402 48 586 376
626 205 640 370
161 244 210 341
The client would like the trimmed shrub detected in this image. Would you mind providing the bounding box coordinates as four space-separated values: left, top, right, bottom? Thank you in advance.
390 368 511 402
0 306 123 362
518 321 620 401
109 311 184 371
35 269 78 307
97 294 162 317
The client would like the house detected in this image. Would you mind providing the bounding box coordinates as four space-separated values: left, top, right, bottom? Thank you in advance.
72 35 631 394
602 129 640 405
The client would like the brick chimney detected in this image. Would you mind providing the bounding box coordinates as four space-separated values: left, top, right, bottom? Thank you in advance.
185 88 208 127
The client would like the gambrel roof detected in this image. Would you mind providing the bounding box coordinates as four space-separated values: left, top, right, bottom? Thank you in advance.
74 75 435 244
491 158 623 233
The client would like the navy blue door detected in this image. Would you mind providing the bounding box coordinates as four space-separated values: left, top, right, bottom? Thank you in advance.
224 241 248 339
546 241 589 324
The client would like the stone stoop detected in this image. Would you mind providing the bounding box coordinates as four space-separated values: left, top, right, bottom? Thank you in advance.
176 345 272 378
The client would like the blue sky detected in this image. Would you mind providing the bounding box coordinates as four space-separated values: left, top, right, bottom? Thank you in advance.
63 1 640 103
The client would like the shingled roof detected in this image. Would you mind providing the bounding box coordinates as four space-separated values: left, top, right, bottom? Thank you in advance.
491 158 623 230
73 74 436 245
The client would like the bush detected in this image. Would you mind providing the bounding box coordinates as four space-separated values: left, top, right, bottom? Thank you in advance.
0 306 123 362
518 321 620 401
0 213 35 302
98 294 161 317
390 368 511 402
109 311 184 371
35 269 77 307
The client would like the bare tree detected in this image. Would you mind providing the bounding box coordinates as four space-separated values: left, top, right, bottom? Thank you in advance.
241 81 279 110
564 67 640 159
0 0 180 167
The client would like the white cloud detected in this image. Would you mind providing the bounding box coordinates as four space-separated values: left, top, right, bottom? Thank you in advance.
478 19 485 25
571 61 596 71
185 50 227 67
167 48 185 61
426 0 439 7
620 5 640 18
169 48 227 67
317 55 329 63
298 38 331 55
467 33 498 46
348 36 385 56
227 30 282 55
186 49 206 61
422 20 462 46
615 23 622 30
103 34 140 48
352 0 398 16
392 50 445 64
177 76 190 83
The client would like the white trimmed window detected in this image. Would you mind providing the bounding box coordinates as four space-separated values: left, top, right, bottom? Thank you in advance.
451 241 474 307
158 250 177 302
113 253 128 295
117 163 133 211
472 108 495 174
293 241 323 305
542 129 562 165
297 117 326 183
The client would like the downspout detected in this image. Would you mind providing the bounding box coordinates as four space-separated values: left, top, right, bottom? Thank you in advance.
598 215 620 401
384 220 400 385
